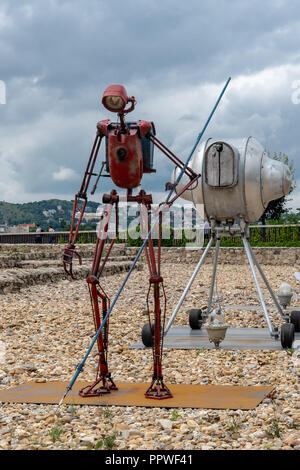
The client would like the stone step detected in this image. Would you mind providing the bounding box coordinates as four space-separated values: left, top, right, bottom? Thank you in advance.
0 243 127 256
0 245 129 268
0 261 143 294
6 256 137 269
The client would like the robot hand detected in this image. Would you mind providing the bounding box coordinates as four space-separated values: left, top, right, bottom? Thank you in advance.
62 243 82 280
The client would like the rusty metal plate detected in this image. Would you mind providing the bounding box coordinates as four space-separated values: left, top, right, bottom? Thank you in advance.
131 327 300 350
0 381 273 410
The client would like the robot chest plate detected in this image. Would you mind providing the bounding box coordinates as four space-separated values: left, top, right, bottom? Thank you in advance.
108 130 143 189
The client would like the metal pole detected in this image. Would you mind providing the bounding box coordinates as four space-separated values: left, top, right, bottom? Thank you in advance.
242 236 274 335
164 237 213 334
207 237 220 313
165 77 231 205
247 243 285 319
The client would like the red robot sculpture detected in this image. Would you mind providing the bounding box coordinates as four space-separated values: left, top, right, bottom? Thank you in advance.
61 80 230 403
62 84 200 400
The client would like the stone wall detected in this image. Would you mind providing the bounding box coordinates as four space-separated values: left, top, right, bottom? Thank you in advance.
0 243 299 294
0 244 127 268
0 244 142 294
126 246 300 266
0 243 300 266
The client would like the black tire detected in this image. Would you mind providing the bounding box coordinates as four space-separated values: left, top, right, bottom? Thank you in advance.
141 323 154 347
280 322 295 349
188 309 202 330
290 310 300 333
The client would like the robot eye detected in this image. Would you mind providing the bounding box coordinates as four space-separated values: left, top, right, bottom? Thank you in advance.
102 84 129 113
103 95 125 111
116 147 127 161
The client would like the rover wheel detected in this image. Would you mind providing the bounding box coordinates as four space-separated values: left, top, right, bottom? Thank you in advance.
280 322 295 349
290 310 300 333
141 323 154 347
188 309 203 330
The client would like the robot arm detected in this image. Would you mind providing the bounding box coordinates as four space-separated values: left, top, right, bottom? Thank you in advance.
63 133 103 279
63 84 198 280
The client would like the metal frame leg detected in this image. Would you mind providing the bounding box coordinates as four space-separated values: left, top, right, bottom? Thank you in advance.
79 192 119 397
247 243 286 320
139 195 172 399
242 236 275 336
79 280 118 397
207 237 220 314
164 237 214 335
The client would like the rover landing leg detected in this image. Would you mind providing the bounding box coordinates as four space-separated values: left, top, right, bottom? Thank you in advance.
242 236 279 338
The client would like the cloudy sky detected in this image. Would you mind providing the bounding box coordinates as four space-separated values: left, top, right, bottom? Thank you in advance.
0 0 300 210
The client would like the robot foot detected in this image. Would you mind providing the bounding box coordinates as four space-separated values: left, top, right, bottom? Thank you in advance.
79 375 118 397
145 378 173 400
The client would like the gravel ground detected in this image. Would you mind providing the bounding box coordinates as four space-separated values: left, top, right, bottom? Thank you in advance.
0 262 299 450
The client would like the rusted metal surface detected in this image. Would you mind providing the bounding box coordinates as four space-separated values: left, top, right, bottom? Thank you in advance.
0 381 273 410
131 327 300 350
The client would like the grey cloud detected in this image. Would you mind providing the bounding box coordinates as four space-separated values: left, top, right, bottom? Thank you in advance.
0 0 300 205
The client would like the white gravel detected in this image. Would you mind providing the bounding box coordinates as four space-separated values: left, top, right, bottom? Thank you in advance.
0 261 299 450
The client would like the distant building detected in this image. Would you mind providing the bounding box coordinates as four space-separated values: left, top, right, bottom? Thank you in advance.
0 223 36 233
75 211 100 221
43 209 56 217
17 223 36 230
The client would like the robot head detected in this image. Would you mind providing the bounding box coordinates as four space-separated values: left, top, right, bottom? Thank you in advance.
102 84 135 114
98 85 155 189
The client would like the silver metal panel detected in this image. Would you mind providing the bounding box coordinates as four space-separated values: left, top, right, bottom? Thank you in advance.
202 138 245 221
205 142 238 187
222 305 298 311
130 327 300 350
261 155 292 207
173 136 291 224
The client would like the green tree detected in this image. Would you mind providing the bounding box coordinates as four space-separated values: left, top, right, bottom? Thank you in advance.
60 219 68 231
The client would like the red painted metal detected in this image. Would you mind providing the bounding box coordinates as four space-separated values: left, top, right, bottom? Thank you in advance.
80 278 118 397
148 134 196 179
62 84 201 399
138 195 172 399
108 130 143 189
102 84 135 114
137 120 152 138
102 85 128 112
96 119 111 136
80 191 119 398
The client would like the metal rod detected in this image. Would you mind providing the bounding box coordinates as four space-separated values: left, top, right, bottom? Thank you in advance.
247 243 285 319
207 237 220 313
91 161 105 195
166 77 231 204
242 236 274 335
79 135 99 196
164 237 213 334
149 135 195 179
92 203 113 275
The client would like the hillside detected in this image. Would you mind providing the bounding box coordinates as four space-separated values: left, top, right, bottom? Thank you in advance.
0 199 101 230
